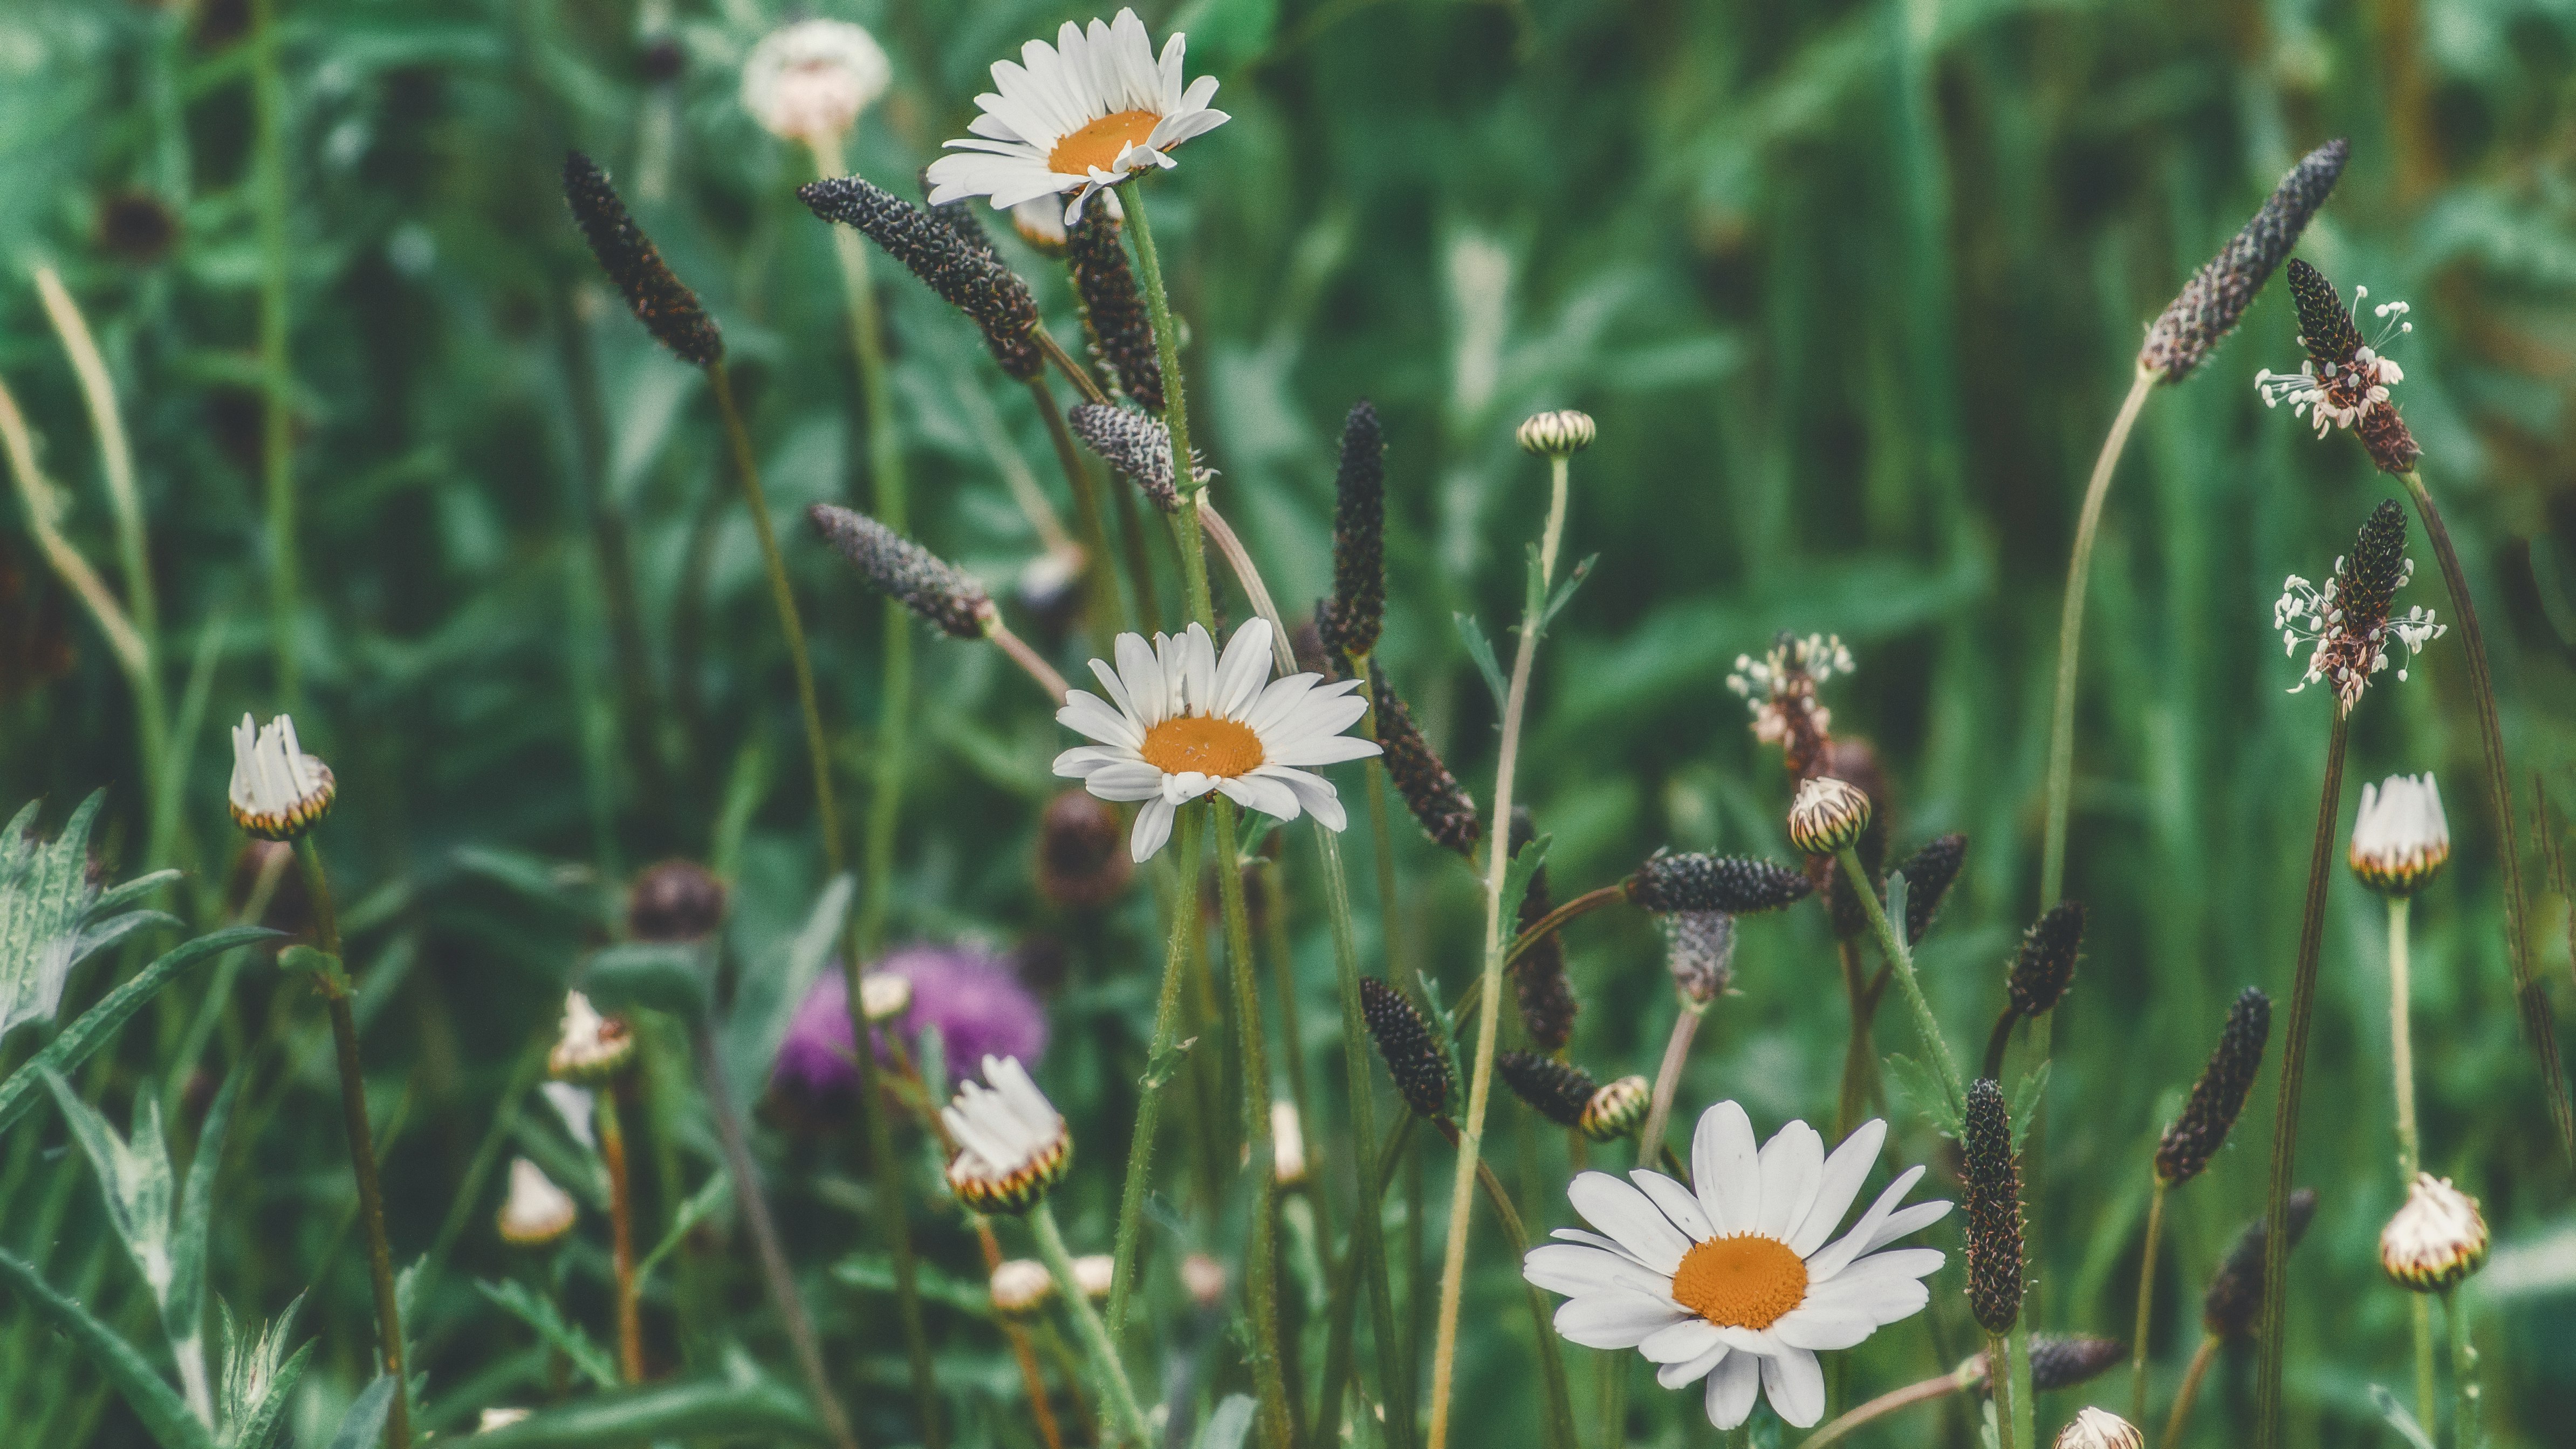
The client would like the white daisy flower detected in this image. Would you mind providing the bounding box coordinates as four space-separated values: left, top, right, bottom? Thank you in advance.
228 713 334 840
1524 1102 1949 1430
923 8 1230 226
2349 772 2449 897
943 1055 1071 1215
741 19 892 145
1052 618 1381 863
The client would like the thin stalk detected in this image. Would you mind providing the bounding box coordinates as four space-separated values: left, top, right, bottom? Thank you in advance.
1637 999 1707 1170
1121 184 1195 511
2396 468 2569 1155
1834 850 1964 1113
2040 366 2155 908
1110 460 1166 627
693 1021 862 1449
2129 1177 2168 1425
251 0 297 704
1349 654 1409 994
2255 714 2351 1449
1035 323 1112 406
1107 808 1200 1336
0 379 147 688
1308 1116 1416 1449
1429 451 1571 1449
1798 1368 1968 1448
2157 1335 2219 1449
595 1083 643 1383
1503 884 1627 972
1211 797 1295 1449
297 837 410 1449
989 618 1072 701
1981 1009 2020 1083
1261 858 1322 1213
1431 1119 1580 1449
1987 1332 2020 1449
2390 894 2435 1432
1033 1200 1154 1448
1025 378 1129 633
1835 940 1874 1137
2443 1287 2477 1449
977 1221 1069 1449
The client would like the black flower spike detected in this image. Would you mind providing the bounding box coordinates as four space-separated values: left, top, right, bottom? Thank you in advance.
2004 900 2085 1019
1328 401 1387 661
1359 978 1453 1118
1370 671 1479 857
920 170 1005 264
2202 1188 2319 1339
1962 1078 2025 1335
1969 1334 2125 1394
563 151 722 366
1509 808 1578 1052
2155 988 2272 1185
1627 853 1813 914
1892 833 1969 944
1497 1051 1597 1129
806 504 992 639
2287 257 2367 372
2139 139 2348 380
799 175 1042 379
2342 499 2411 637
1068 403 1182 511
1067 211 1163 413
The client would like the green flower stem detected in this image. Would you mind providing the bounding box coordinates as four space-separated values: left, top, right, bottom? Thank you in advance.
1987 1331 2021 1449
251 0 297 706
2255 712 2351 1449
1211 796 1295 1449
708 357 915 1449
1261 856 1326 1246
1106 807 1200 1337
1429 452 1571 1449
1430 1117 1581 1449
2129 1176 2168 1425
2444 1287 2478 1449
2389 894 2437 1431
1349 654 1410 991
2040 365 2154 909
296 836 409 1449
1833 849 1964 1113
2397 467 2570 1157
1033 1199 1155 1447
1308 1115 1416 1449
2157 1335 2219 1449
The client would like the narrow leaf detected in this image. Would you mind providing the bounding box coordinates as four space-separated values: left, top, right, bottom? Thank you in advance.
1197 1395 1258 1449
1454 613 1508 713
1883 1054 1962 1139
635 1175 730 1283
462 1374 824 1446
0 926 272 1137
1497 831 1551 936
2008 1063 2051 1155
0 1248 215 1449
580 942 709 1024
476 1279 618 1391
1538 553 1599 632
2369 1386 2438 1449
324 1376 397 1449
42 1068 177 1313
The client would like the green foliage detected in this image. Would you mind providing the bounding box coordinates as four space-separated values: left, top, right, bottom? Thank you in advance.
215 1297 312 1449
0 1248 215 1449
0 792 178 1042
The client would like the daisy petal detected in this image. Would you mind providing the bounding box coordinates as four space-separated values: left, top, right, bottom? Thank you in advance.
1704 1351 1760 1429
1628 1170 1713 1241
1691 1101 1760 1236
1806 1166 1927 1282
1552 1291 1689 1350
1770 1304 1880 1352
1759 1347 1827 1427
1213 617 1274 717
1755 1120 1824 1240
1639 1319 1723 1365
1129 796 1175 863
1522 1243 1670 1300
1656 1342 1727 1391
1859 1201 1953 1256
1567 1172 1692 1274
1217 773 1300 822
1788 1118 1885 1256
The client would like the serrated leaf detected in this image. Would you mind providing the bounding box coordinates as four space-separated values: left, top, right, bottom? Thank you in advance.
324 1377 396 1449
2008 1063 2051 1154
1454 613 1508 713
217 1294 309 1449
1142 1035 1199 1091
1497 831 1551 935
1883 871 1912 955
476 1279 619 1391
0 792 181 1043
1884 1054 1962 1139
455 1373 823 1446
2369 1386 2438 1449
43 1069 178 1313
1538 553 1599 632
0 926 273 1138
1196 1394 1258 1449
0 1248 215 1449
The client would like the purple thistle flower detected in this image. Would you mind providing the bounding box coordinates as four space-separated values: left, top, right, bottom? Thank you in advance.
773 944 1050 1101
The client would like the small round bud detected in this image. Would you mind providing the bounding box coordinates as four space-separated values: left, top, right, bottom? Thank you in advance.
1578 1076 1652 1143
548 990 636 1084
2054 1407 2144 1449
1787 775 1872 857
2380 1173 2488 1292
1070 1253 1116 1301
2349 773 2450 897
989 1258 1056 1317
740 19 890 145
628 859 729 942
496 1158 577 1246
227 713 334 841
1181 1252 1228 1309
858 972 913 1023
1516 409 1595 457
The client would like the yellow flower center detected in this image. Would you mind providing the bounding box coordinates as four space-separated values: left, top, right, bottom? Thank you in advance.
1139 715 1264 779
1669 1233 1808 1330
1049 109 1163 177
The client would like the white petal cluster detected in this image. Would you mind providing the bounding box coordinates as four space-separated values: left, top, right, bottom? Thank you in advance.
2349 773 2450 895
741 20 892 143
228 713 334 840
943 1056 1070 1213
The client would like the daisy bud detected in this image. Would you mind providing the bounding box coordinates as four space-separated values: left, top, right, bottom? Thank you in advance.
2137 139 2346 380
1036 789 1135 908
1578 1075 1652 1143
1071 1253 1116 1301
227 713 334 841
1328 401 1386 660
2005 901 2086 1020
1368 671 1480 857
2054 1407 2145 1449
561 151 722 366
1967 1335 2126 1394
1358 978 1453 1118
1664 910 1736 1005
1067 403 1184 511
806 504 995 639
1067 211 1163 412
1787 775 1872 858
2202 1188 2317 1338
1496 1051 1595 1130
1182 1252 1229 1309
989 1258 1056 1317
798 175 1042 379
2155 988 2271 1185
857 972 913 1023
2349 773 2450 897
1626 853 1814 914
2380 1173 2489 1292
1962 1078 2025 1334
627 858 728 942
1516 409 1595 457
1270 1101 1308 1186
1892 832 1969 944
739 20 890 145
941 1056 1071 1215
547 990 636 1084
496 1157 577 1246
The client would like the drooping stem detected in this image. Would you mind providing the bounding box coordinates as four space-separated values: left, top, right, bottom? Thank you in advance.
594 1082 643 1383
1107 808 1200 1336
251 0 297 705
988 618 1072 702
2255 713 2351 1449
1797 1368 1969 1448
1033 1200 1155 1448
1834 850 1964 1114
1429 452 1571 1449
2129 1176 2168 1425
297 837 410 1449
2397 468 2569 1156
1503 884 1628 972
2156 1334 2219 1449
1028 377 1134 637
2040 366 2155 908
1637 1000 1707 1171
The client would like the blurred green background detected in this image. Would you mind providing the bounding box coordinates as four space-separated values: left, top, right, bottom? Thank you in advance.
3 0 2575 1444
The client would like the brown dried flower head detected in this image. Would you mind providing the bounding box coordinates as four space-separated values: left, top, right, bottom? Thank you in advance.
2005 901 2086 1019
2202 1188 2318 1338
1067 210 1163 411
2155 988 2271 1185
2138 138 2347 380
807 504 995 639
1369 671 1479 857
563 151 723 365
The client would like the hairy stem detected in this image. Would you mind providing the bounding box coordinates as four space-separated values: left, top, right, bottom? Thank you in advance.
1503 884 1628 972
1107 808 1200 1336
2389 895 2436 1432
1212 797 1295 1449
1835 850 1964 1113
1431 1119 1580 1449
1034 1200 1154 1447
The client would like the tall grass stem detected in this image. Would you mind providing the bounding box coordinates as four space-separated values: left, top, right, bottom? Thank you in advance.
1107 808 1200 1336
595 1083 644 1383
251 0 297 705
2129 1177 2167 1424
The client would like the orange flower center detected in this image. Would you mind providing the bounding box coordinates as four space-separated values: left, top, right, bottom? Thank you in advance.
1139 715 1264 779
1668 1234 1808 1330
1049 109 1164 177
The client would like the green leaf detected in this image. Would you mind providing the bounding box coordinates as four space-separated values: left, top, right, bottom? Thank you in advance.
1538 553 1599 632
42 1069 179 1320
273 945 338 977
170 1067 240 1343
1142 1035 1200 1091
325 1376 396 1449
579 942 709 1024
1497 831 1552 936
1196 1394 1258 1449
2369 1386 2438 1449
721 874 851 1110
0 926 273 1138
0 792 181 1044
830 1254 992 1315
1883 871 1912 955
2007 1063 2051 1155
0 1248 215 1449
216 1295 310 1449
1454 612 1508 713
476 1279 619 1391
1884 1054 1962 1139
635 1174 729 1284
461 1373 825 1446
